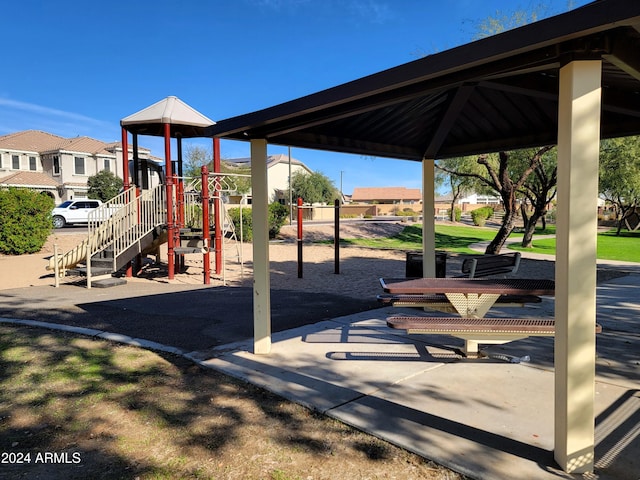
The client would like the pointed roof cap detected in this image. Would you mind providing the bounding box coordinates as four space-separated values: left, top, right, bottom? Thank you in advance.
121 96 215 138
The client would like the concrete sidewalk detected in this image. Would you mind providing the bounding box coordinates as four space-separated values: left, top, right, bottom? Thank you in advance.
197 273 640 480
1 259 639 479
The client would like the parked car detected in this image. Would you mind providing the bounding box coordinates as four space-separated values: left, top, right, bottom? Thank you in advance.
52 199 103 228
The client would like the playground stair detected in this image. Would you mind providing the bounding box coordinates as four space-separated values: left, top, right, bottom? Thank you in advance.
47 186 168 288
175 227 214 255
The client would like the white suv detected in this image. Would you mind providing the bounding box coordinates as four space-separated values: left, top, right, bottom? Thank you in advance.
52 199 102 228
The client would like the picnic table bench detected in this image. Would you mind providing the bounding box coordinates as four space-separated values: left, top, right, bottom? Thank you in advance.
405 252 521 279
385 315 602 357
459 252 521 278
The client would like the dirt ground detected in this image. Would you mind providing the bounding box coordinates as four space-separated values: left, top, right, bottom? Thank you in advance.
1 223 469 479
0 221 558 294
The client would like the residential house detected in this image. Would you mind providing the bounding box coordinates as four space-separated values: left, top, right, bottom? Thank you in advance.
0 130 154 203
224 153 313 204
352 186 422 205
349 186 422 216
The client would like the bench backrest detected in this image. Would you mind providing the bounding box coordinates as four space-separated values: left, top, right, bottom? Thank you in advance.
461 252 521 278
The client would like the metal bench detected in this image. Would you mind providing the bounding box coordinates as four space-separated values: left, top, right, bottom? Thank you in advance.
459 252 521 278
386 315 602 357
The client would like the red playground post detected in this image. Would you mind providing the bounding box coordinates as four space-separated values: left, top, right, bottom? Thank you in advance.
201 165 211 284
297 197 303 278
213 138 222 275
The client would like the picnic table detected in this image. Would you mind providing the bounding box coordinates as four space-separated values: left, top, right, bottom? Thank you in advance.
380 277 558 356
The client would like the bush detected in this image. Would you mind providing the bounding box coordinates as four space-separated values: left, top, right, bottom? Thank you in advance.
396 208 417 216
448 207 462 222
268 202 289 238
228 202 289 242
470 206 494 226
228 207 253 242
0 188 54 255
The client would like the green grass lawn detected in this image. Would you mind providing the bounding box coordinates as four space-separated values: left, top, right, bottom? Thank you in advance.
341 224 497 254
509 229 640 262
341 223 640 262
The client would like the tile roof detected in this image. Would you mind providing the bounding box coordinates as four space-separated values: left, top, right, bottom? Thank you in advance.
0 130 154 157
55 136 114 156
0 130 66 152
0 171 61 188
352 186 422 201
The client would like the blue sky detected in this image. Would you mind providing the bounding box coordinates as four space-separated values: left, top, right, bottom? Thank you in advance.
1 0 588 194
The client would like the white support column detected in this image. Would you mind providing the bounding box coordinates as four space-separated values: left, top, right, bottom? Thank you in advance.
250 138 271 354
422 159 436 277
554 60 602 473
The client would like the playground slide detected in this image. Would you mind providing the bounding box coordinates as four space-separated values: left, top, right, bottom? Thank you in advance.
46 219 114 272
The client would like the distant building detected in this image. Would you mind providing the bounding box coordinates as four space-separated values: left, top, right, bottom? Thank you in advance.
0 130 155 203
225 153 313 203
351 186 421 205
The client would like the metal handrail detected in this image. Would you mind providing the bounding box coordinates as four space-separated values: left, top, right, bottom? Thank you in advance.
86 185 166 287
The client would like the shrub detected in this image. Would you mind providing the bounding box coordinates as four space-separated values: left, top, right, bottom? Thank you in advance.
0 188 54 255
268 202 289 238
470 206 494 226
396 208 417 216
448 207 462 222
228 207 253 242
228 202 289 242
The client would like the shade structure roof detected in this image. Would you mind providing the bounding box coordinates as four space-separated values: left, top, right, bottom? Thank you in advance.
121 96 215 138
208 0 640 160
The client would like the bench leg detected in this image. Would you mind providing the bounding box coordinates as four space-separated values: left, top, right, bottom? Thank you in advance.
464 340 480 357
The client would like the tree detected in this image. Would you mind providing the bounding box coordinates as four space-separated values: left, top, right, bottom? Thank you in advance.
438 146 554 253
518 148 557 247
473 6 546 39
184 145 211 178
434 3 562 250
87 170 123 202
436 157 482 222
290 170 339 204
599 136 640 235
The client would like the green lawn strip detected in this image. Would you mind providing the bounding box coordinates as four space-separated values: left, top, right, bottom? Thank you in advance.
508 229 640 262
338 223 639 263
339 224 515 254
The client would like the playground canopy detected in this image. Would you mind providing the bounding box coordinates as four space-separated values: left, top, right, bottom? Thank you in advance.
207 0 640 474
122 95 215 137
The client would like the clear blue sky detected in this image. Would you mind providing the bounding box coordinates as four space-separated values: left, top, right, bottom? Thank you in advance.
1 0 589 195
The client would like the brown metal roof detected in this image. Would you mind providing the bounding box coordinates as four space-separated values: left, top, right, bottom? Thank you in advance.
207 0 640 161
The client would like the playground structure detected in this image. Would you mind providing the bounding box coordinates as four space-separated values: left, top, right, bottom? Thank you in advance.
47 96 246 288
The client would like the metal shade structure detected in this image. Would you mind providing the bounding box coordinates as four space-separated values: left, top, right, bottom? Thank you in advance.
208 1 640 161
207 0 640 474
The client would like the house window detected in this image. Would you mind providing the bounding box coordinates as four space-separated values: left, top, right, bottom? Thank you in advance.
53 156 60 175
12 155 20 169
74 157 85 175
104 159 110 171
29 156 37 171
